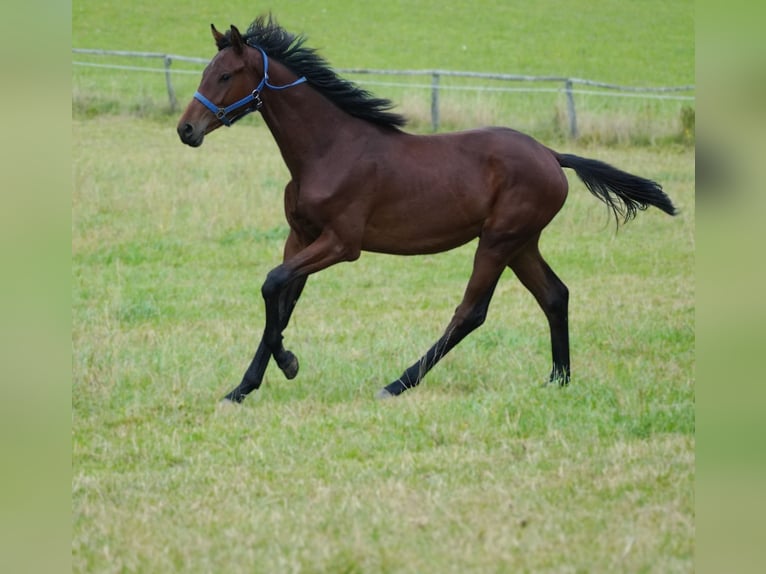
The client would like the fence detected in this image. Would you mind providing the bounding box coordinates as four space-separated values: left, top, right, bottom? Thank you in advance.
72 48 695 136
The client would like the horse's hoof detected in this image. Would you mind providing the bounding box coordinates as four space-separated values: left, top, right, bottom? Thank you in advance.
277 351 299 380
219 397 241 407
221 390 248 404
546 372 570 387
375 388 395 400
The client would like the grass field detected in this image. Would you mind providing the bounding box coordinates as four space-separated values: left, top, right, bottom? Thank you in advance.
72 0 693 82
72 0 694 143
72 116 694 572
72 2 694 572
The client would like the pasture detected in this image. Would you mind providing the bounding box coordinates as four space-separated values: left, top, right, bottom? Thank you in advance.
73 0 694 143
72 2 694 572
72 116 694 572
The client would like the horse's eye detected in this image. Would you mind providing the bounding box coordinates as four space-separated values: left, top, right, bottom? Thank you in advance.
220 73 232 82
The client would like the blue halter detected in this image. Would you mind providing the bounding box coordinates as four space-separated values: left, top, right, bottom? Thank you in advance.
193 47 307 127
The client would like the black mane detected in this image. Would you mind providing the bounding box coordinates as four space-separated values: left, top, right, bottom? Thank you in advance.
216 15 407 129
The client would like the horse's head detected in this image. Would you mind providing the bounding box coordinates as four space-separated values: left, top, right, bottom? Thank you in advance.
176 24 260 147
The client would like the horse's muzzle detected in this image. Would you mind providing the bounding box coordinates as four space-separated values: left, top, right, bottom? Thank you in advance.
177 122 204 147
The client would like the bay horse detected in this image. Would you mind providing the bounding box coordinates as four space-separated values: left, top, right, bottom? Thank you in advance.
176 16 676 403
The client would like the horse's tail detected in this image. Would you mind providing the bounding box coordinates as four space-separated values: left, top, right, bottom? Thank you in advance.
556 152 677 226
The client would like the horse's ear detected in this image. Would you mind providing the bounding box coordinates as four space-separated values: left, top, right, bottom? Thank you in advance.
211 24 224 45
230 25 244 55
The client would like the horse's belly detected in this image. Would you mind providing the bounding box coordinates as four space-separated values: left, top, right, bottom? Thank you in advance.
361 202 484 255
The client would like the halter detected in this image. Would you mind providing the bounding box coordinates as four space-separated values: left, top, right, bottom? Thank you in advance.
193 47 307 127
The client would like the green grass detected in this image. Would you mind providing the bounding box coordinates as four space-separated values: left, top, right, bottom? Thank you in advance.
72 0 694 143
72 3 694 571
72 116 694 572
73 0 693 83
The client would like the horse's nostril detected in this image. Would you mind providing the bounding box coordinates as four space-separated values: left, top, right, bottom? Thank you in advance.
177 122 204 147
177 122 200 145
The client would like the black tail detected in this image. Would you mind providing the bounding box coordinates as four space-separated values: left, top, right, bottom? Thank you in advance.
556 153 677 226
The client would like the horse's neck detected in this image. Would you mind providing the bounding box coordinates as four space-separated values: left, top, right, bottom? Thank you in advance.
257 66 363 176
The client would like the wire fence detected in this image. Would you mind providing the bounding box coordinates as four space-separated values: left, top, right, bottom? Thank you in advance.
72 48 695 136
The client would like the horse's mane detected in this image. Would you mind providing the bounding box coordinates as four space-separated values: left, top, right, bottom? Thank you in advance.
215 14 407 129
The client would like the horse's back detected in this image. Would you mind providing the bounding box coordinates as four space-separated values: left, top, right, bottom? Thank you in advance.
358 126 568 255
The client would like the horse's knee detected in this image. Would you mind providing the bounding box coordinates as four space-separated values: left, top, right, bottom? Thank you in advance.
262 265 292 299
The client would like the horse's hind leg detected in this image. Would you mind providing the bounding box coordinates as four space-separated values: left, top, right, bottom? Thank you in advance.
379 236 509 398
508 241 570 385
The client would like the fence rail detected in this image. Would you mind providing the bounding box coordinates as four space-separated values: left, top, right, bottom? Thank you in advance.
72 48 695 135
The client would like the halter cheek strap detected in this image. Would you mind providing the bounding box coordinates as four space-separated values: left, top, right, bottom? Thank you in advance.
193 47 307 127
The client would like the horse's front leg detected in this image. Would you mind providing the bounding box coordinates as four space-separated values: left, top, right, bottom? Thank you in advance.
270 275 307 379
259 265 305 378
221 274 306 403
222 227 355 403
223 339 270 403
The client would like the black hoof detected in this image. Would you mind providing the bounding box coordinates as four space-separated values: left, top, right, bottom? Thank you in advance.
221 391 245 404
276 350 299 380
378 379 411 398
547 371 570 387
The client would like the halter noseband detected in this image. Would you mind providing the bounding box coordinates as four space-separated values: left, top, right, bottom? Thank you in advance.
193 47 307 127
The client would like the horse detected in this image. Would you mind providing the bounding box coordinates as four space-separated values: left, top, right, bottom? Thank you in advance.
176 16 676 404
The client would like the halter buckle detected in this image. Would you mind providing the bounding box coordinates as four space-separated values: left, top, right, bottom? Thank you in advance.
252 89 263 110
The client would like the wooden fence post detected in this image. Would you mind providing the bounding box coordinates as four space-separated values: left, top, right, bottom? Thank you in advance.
431 72 440 132
164 56 178 112
565 79 577 138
